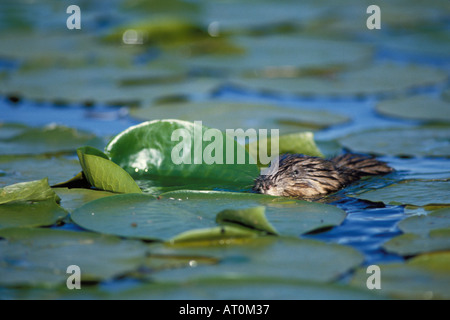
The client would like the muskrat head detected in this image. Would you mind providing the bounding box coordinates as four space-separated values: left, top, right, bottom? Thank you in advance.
252 153 344 198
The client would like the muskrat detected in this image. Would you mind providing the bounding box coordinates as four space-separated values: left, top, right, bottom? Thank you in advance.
253 153 393 199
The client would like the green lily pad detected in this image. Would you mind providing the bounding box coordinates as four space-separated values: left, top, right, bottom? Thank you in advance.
350 251 450 299
0 275 383 300
376 95 450 123
383 229 450 256
0 227 148 288
0 124 103 156
54 188 116 213
0 155 81 188
161 190 346 236
130 101 349 135
0 199 67 230
70 191 346 241
184 35 372 74
0 178 59 204
352 180 450 206
398 208 450 236
148 236 364 284
105 119 259 188
338 126 450 158
76 146 142 194
230 63 447 97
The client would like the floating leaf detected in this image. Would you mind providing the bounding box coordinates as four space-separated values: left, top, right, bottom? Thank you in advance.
0 199 67 230
230 64 447 97
130 101 349 135
350 251 450 299
382 229 450 256
0 228 148 287
54 188 115 213
0 155 81 188
0 124 103 156
76 146 142 194
148 237 364 284
0 178 59 204
339 126 450 158
352 180 450 206
161 190 346 236
398 208 450 236
105 119 259 188
376 95 450 123
71 190 346 241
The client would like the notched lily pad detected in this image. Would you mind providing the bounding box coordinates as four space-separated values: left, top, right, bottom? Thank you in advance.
216 206 278 235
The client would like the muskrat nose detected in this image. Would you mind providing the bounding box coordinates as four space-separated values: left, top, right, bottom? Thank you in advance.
253 178 272 193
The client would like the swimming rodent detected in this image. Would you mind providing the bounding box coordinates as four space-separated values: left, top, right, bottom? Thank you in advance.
253 153 393 199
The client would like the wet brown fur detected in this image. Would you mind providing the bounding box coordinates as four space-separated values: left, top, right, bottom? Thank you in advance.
253 153 393 199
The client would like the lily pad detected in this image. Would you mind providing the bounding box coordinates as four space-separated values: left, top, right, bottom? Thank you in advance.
352 180 450 206
338 126 450 158
148 236 364 284
105 119 259 188
230 63 447 97
0 227 148 288
76 146 142 194
184 35 373 75
70 191 346 241
382 229 450 256
398 208 450 236
376 95 450 123
53 188 116 213
0 124 103 156
130 101 349 134
0 199 67 230
0 155 81 188
350 251 450 299
161 190 346 236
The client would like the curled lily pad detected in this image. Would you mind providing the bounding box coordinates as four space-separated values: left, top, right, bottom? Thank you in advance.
376 95 450 123
0 178 59 204
169 225 261 244
0 228 148 287
338 126 450 158
105 119 259 188
216 206 278 235
76 146 142 194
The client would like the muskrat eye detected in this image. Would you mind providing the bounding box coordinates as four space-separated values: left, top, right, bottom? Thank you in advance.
292 169 299 176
